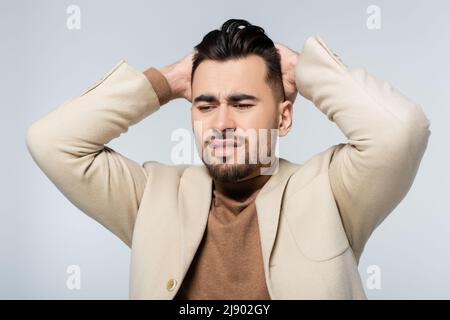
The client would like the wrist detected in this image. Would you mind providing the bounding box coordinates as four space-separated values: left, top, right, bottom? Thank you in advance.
143 67 173 106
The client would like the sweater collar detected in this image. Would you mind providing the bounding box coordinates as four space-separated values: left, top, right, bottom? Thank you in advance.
212 173 271 214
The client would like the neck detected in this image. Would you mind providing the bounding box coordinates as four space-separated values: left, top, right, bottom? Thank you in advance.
213 171 271 201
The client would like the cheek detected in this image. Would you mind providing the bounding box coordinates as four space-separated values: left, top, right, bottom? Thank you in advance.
239 106 278 130
191 115 216 148
191 112 210 138
191 107 213 124
191 108 200 123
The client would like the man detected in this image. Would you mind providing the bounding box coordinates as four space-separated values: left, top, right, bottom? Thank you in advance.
26 19 430 299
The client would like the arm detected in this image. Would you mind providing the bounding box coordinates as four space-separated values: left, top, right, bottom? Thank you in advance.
290 36 430 260
26 55 192 247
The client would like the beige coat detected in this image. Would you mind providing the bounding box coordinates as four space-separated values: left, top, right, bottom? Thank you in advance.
26 35 430 299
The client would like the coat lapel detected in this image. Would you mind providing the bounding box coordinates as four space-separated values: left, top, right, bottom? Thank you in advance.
178 164 212 280
255 158 299 298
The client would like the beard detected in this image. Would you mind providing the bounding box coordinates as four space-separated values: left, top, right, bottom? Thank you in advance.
203 162 259 183
197 126 278 182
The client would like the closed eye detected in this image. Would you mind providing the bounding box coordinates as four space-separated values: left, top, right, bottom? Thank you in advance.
234 104 254 110
197 105 215 112
197 104 254 112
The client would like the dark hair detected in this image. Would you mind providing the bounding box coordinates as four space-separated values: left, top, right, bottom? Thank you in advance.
191 19 285 102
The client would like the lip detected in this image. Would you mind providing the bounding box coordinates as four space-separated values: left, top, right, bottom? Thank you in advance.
206 138 244 158
209 139 243 149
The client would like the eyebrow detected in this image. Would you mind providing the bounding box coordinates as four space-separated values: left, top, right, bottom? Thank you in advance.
193 93 260 105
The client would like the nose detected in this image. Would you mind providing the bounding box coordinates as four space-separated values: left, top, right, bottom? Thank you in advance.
214 104 236 132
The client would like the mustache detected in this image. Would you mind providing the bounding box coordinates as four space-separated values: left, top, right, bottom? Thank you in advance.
203 130 247 145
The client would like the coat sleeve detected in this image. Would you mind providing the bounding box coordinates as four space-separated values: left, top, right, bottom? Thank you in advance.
294 36 431 261
25 60 163 247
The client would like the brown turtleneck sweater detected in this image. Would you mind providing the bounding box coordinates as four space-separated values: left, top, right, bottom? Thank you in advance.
175 174 272 300
143 67 271 300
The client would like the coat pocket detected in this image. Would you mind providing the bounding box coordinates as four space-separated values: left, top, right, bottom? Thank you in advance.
282 173 351 262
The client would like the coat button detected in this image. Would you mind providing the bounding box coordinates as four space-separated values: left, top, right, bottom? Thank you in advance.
166 278 178 291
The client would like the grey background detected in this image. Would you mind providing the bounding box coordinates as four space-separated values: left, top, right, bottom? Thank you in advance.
1 0 449 299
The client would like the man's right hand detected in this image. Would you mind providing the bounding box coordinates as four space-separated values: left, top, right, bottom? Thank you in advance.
159 52 195 102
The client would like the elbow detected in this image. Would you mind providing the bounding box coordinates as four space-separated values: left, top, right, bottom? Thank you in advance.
411 103 430 130
25 122 40 156
385 103 431 146
404 105 431 145
25 120 52 165
383 106 431 167
372 105 431 166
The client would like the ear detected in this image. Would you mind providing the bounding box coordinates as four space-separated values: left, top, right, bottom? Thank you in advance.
278 100 293 137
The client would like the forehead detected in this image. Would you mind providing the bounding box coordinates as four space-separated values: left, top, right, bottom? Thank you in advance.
192 54 270 97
